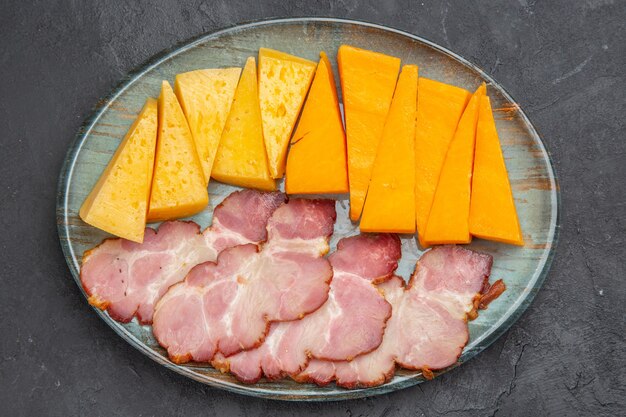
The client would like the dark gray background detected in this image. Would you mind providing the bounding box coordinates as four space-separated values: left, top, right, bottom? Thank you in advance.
1 1 625 416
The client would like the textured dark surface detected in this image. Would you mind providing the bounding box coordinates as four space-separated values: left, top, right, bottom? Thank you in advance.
1 1 624 416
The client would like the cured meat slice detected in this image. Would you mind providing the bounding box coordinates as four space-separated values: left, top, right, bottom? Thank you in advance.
297 245 502 388
152 199 337 363
80 190 286 324
296 277 403 388
215 233 401 383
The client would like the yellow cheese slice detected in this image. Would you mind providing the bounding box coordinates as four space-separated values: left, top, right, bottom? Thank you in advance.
79 98 158 242
212 57 276 191
424 83 486 244
414 78 471 246
338 45 401 221
147 81 208 222
360 65 418 233
469 95 524 245
175 68 241 183
285 52 348 194
258 48 317 178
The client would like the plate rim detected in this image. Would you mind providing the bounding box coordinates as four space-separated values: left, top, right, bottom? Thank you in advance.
56 16 561 401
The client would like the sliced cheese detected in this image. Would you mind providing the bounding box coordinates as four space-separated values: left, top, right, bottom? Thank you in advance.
338 45 401 221
147 81 208 222
469 95 524 245
174 68 241 183
285 52 348 195
415 78 471 246
79 98 158 242
258 48 317 178
212 57 276 191
360 64 418 233
424 83 486 244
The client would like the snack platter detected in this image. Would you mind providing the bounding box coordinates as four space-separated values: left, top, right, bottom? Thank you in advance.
57 18 559 400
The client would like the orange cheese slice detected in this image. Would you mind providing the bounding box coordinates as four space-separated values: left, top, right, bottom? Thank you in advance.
212 57 276 191
174 68 241 184
469 95 524 245
79 98 158 242
285 52 348 195
147 81 208 222
424 83 486 244
360 65 418 233
414 78 471 246
338 45 401 221
258 48 316 178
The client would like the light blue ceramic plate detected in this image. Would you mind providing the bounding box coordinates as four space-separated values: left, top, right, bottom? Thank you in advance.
57 18 559 400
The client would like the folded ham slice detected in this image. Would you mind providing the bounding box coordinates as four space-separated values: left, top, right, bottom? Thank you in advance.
152 199 337 363
296 245 502 388
80 190 286 324
215 233 402 383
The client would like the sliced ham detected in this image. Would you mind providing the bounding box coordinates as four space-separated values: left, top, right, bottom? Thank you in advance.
80 190 286 324
215 234 402 383
152 199 337 363
296 245 501 388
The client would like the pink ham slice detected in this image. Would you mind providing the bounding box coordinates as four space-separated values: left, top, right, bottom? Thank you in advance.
296 245 501 389
152 199 337 363
214 233 402 383
80 190 286 324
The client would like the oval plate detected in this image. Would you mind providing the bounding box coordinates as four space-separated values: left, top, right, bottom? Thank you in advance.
57 18 559 401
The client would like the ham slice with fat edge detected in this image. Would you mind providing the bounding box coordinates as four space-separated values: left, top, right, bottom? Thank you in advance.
80 190 286 324
295 245 503 388
214 233 401 383
152 199 337 363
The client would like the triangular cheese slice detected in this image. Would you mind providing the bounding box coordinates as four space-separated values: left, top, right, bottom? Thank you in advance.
212 57 275 191
469 95 524 245
338 45 401 221
360 64 418 233
285 52 348 194
80 98 158 242
147 81 208 222
415 78 471 246
258 48 317 178
424 83 486 244
174 68 241 184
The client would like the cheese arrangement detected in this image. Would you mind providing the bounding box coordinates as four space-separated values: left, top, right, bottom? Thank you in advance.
80 45 522 249
79 98 158 243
